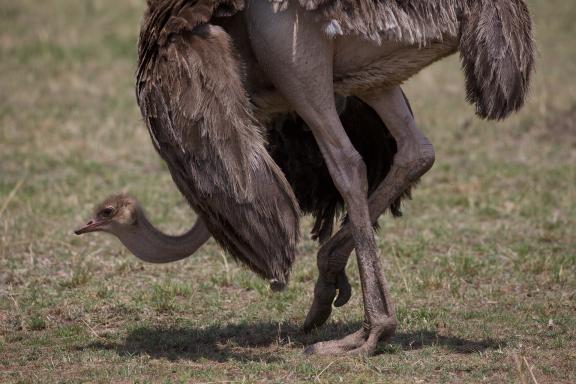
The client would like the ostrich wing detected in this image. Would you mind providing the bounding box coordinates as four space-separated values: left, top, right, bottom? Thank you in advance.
136 0 299 287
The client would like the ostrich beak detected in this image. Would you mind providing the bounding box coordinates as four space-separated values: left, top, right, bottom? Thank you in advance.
74 218 109 235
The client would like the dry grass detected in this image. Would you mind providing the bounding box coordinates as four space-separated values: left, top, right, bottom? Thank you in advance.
1 0 575 382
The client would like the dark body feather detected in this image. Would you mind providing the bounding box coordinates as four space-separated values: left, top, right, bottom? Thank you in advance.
267 97 410 243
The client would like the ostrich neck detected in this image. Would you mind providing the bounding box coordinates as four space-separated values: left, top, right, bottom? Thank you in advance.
115 210 210 263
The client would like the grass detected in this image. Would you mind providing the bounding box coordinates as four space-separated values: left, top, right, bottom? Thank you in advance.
1 0 575 382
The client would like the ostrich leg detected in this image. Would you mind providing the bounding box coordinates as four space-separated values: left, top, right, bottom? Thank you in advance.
246 1 396 355
304 86 435 331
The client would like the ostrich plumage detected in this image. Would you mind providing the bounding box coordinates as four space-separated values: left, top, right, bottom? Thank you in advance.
76 0 534 355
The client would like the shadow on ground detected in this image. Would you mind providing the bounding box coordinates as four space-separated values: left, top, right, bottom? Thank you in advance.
85 321 505 362
391 330 504 354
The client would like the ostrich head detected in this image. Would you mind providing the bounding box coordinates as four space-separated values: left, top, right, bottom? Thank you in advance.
74 194 138 235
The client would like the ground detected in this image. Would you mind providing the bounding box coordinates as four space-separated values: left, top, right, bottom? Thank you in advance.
0 0 575 383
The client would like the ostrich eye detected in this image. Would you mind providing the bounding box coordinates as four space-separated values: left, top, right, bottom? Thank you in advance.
99 207 115 218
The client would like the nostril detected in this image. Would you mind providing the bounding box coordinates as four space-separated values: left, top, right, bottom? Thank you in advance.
87 220 94 225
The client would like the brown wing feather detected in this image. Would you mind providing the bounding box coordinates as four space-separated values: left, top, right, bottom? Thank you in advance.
137 0 299 287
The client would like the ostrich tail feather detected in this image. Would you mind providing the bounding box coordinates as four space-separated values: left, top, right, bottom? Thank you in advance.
459 0 534 120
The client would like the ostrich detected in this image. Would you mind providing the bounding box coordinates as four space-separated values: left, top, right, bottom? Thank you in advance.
75 0 534 355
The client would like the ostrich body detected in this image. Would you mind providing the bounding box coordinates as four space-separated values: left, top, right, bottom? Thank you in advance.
76 0 534 355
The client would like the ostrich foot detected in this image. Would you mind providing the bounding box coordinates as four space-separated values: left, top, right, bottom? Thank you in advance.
303 227 355 331
304 318 396 356
303 155 432 331
302 271 351 332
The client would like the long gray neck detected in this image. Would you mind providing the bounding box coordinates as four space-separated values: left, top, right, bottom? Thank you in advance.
114 210 210 263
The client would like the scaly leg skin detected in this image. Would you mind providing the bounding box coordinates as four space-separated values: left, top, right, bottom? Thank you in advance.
302 269 351 332
245 1 398 356
303 89 415 332
303 86 435 335
305 224 398 355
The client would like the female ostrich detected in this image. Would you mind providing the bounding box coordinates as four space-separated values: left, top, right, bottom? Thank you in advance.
76 0 533 355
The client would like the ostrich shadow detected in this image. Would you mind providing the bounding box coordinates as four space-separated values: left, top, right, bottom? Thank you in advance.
86 320 505 362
